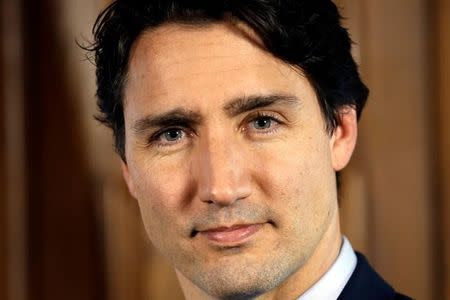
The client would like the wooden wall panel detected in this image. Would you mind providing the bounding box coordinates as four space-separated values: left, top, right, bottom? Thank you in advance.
102 178 146 300
358 0 433 299
2 1 27 300
434 0 450 298
334 1 434 298
0 0 6 297
22 0 105 299
335 0 372 257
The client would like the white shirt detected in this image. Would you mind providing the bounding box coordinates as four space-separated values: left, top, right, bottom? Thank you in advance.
297 236 357 300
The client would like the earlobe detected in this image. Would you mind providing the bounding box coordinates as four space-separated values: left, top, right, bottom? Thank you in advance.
330 108 358 171
121 161 137 199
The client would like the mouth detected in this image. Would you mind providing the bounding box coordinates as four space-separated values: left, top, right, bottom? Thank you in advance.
192 223 265 246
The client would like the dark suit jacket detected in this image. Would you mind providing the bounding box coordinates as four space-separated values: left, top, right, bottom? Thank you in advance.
337 252 413 300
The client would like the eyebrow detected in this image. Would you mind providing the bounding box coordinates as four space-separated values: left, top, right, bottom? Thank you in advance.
223 93 301 117
131 93 301 134
132 108 202 134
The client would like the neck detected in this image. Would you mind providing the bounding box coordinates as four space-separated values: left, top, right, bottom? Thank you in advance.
263 210 343 299
177 210 343 300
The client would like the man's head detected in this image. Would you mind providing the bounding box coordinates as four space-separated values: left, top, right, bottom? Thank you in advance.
89 1 368 299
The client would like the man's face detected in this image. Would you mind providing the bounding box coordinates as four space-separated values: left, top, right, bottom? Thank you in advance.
122 23 352 298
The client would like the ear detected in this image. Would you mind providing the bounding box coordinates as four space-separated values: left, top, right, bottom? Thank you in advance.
121 161 137 199
330 107 358 171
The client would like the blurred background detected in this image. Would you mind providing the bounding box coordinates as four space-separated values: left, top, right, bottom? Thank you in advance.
1 0 449 299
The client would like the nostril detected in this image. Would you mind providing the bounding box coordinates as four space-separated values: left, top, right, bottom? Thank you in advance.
190 229 199 238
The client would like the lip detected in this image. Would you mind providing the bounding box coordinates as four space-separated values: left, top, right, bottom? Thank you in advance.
199 223 264 245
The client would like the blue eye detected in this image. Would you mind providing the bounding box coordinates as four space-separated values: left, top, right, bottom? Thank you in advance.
252 117 273 130
148 127 193 149
162 129 184 141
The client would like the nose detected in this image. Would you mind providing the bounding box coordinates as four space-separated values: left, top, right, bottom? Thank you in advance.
193 132 251 206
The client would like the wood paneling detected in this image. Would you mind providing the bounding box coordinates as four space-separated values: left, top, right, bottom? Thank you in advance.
2 1 27 300
336 0 434 299
434 0 450 298
336 0 372 257
358 0 433 299
22 0 105 299
102 178 146 300
0 0 6 297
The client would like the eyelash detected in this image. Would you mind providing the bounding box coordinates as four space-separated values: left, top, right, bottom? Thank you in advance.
148 111 283 148
243 111 282 135
149 127 191 148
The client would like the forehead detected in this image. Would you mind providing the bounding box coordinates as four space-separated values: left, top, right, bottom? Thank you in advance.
124 22 314 114
131 22 266 60
128 22 271 76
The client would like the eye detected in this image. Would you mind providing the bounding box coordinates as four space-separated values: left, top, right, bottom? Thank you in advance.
162 129 184 142
247 112 282 132
242 112 284 138
252 116 274 130
149 127 188 147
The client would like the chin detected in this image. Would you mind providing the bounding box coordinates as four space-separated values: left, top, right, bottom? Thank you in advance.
197 277 272 300
184 257 296 300
214 290 266 300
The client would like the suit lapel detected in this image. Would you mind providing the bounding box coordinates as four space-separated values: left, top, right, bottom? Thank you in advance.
337 252 396 300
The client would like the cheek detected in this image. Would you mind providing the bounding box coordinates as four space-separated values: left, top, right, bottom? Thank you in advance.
253 133 336 223
128 157 191 243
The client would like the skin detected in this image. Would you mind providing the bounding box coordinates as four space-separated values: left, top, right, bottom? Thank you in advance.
121 22 357 300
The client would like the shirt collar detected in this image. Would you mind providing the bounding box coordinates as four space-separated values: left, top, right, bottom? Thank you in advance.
297 236 357 300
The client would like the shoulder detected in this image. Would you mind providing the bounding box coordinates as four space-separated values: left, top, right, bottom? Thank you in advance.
395 294 413 300
338 252 413 300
